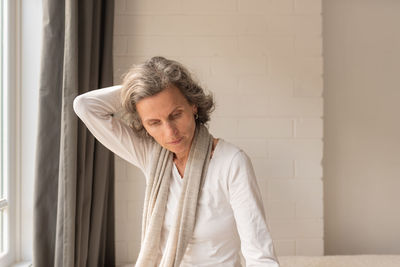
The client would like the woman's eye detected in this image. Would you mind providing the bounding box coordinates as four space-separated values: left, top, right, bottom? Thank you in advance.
173 112 182 118
149 121 160 126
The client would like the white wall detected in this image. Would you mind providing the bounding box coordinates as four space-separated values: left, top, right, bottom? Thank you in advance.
323 0 400 255
113 0 323 264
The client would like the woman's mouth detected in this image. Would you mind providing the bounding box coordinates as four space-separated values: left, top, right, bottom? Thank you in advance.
169 137 183 144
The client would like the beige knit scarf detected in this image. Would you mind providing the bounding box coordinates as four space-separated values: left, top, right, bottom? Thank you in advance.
135 124 213 267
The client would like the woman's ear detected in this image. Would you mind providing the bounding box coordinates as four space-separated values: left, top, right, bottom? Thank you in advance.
192 105 198 114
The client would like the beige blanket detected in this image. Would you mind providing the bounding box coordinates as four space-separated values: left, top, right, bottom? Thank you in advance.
119 255 400 267
278 255 400 267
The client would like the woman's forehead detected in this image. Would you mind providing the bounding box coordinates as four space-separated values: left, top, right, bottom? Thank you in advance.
136 86 190 119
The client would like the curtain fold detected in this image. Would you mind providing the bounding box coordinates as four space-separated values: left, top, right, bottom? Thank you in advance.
33 0 115 266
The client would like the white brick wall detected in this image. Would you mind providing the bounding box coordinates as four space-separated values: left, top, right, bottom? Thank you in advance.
113 0 323 264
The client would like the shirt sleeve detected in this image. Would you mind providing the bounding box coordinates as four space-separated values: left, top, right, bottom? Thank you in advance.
73 85 153 172
228 150 280 267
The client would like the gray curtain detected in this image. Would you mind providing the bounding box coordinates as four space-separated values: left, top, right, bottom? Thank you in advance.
33 0 115 266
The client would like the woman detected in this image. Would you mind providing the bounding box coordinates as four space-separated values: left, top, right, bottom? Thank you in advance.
73 56 279 267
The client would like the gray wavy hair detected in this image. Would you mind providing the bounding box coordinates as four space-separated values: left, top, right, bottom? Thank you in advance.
120 56 215 139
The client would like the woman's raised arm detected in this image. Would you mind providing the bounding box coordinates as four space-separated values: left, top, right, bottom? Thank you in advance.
73 85 153 172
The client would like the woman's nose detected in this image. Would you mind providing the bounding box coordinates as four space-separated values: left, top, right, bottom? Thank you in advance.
165 121 178 136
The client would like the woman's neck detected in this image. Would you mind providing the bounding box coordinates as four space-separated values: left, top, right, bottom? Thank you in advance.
173 138 219 178
173 153 189 166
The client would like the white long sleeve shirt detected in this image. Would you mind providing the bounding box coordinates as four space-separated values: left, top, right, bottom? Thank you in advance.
73 85 279 267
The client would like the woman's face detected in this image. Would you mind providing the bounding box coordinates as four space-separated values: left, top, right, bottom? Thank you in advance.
136 85 197 158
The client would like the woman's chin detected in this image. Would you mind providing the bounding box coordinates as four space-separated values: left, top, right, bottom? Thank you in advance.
168 145 185 155
167 142 188 156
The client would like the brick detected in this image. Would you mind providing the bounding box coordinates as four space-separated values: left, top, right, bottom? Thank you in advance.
295 57 323 76
113 72 124 84
206 73 239 94
265 159 294 178
266 76 294 97
115 220 130 241
181 36 237 57
174 56 211 82
295 118 323 138
295 219 323 238
115 200 128 222
127 200 144 222
294 0 322 14
269 219 323 239
294 179 323 201
148 16 187 35
268 179 292 201
126 202 143 238
294 74 323 97
229 138 268 158
269 0 294 14
295 159 322 178
238 75 269 95
238 0 269 14
115 156 128 181
269 139 323 160
295 35 322 57
114 55 145 69
127 36 183 56
267 179 322 201
238 0 293 14
115 241 129 263
267 201 296 219
237 35 267 56
117 14 265 36
296 238 324 256
126 0 181 15
267 15 294 34
238 74 293 97
113 36 128 56
115 181 129 201
252 158 269 180
269 220 297 239
126 164 146 181
237 94 269 117
267 97 323 117
114 15 182 36
115 0 126 15
268 15 322 35
124 206 142 258
268 55 296 78
114 67 132 84
180 15 239 35
182 0 237 14
294 15 322 34
125 174 146 202
237 118 293 138
211 56 267 76
273 239 296 256
209 117 239 139
128 241 142 262
296 199 323 218
240 75 293 97
237 35 295 56
213 93 240 117
113 15 146 35
267 35 295 56
236 15 268 34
